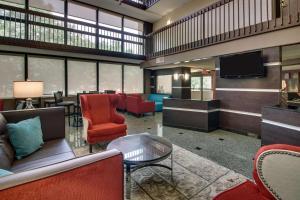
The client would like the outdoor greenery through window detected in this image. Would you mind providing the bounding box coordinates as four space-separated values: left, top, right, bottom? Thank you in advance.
0 0 145 56
191 76 212 91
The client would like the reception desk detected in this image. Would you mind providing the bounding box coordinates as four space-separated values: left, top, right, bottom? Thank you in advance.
262 106 300 146
163 99 220 132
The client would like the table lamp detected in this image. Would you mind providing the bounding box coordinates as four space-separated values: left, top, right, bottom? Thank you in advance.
13 81 44 109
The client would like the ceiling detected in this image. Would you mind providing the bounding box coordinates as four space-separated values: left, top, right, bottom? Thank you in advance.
77 0 193 23
282 43 300 61
149 58 216 70
147 0 193 17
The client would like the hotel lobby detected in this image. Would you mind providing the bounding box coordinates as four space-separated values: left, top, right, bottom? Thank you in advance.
0 0 300 200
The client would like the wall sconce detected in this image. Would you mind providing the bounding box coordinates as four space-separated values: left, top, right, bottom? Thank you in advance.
174 73 190 81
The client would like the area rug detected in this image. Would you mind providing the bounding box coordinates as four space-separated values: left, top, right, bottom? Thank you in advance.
73 144 247 200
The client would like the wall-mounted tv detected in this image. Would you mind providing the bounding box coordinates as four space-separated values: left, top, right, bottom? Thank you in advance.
220 51 265 78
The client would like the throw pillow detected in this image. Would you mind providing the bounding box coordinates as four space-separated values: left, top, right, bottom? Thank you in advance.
0 169 13 177
7 117 44 160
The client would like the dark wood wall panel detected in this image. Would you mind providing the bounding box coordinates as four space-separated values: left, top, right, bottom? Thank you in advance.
216 47 282 136
216 66 281 89
216 91 280 114
219 112 261 135
263 107 300 127
261 124 300 146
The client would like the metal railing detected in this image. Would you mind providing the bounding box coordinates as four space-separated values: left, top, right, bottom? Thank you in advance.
146 0 300 59
0 4 146 59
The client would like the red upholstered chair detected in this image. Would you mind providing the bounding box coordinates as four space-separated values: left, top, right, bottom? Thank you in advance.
0 99 3 111
0 150 124 200
80 94 127 153
214 144 300 200
117 93 127 111
126 94 155 117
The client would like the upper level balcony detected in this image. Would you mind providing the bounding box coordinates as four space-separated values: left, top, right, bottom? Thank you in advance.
145 0 300 60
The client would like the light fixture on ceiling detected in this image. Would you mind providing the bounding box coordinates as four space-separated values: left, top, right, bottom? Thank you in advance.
184 60 190 63
174 61 181 65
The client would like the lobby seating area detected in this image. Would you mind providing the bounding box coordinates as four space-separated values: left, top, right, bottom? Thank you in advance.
1 0 300 199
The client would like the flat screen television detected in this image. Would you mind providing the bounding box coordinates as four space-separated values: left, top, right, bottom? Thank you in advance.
220 51 265 78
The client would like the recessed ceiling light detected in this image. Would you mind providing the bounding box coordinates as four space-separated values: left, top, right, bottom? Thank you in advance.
174 62 181 64
184 60 190 63
192 58 202 61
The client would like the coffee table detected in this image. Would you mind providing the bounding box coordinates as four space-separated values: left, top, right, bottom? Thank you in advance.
107 133 173 199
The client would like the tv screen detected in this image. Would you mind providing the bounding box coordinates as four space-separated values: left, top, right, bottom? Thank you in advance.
220 51 264 78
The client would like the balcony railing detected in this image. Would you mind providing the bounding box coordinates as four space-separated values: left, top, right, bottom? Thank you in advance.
0 4 146 60
146 0 300 59
121 0 160 9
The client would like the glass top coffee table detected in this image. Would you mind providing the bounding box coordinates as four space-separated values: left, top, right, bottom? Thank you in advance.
107 133 173 199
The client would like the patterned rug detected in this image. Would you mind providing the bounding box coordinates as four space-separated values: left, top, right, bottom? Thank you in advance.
73 144 247 200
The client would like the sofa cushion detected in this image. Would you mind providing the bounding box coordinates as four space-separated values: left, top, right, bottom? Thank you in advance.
11 139 75 173
90 123 127 137
0 114 14 170
0 135 15 170
0 113 7 135
7 117 44 160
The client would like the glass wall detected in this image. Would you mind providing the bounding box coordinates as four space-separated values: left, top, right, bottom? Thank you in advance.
0 0 25 8
67 60 97 95
29 0 64 16
99 63 122 93
0 53 144 98
0 54 24 97
28 56 65 95
157 75 172 94
0 0 145 56
124 65 144 93
191 75 213 100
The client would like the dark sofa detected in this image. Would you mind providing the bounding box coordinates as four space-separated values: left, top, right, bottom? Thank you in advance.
0 107 75 173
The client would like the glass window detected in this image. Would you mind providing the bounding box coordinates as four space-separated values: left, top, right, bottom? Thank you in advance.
98 10 122 30
157 75 172 94
68 1 96 24
124 65 143 93
99 63 122 93
124 17 143 35
68 60 97 95
0 0 25 8
28 56 65 95
0 54 24 97
29 0 64 16
203 76 212 89
191 77 201 91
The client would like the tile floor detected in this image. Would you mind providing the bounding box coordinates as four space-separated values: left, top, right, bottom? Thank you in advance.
66 112 261 178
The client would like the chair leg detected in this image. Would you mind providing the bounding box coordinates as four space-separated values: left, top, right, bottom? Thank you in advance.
89 144 93 153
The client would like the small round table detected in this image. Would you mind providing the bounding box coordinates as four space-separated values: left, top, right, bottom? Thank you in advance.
107 133 173 199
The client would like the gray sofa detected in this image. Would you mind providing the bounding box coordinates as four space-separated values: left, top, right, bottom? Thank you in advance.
0 107 75 173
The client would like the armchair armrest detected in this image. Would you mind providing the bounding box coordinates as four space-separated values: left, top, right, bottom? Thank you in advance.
112 111 125 124
0 150 124 200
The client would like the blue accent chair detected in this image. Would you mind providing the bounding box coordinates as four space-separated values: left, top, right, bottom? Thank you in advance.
148 94 170 112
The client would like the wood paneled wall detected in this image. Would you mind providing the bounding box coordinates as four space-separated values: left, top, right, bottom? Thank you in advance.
215 47 282 136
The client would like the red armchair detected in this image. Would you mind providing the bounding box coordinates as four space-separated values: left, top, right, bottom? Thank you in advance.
117 93 127 111
126 94 155 117
214 144 300 200
0 99 3 111
0 150 124 200
80 94 127 153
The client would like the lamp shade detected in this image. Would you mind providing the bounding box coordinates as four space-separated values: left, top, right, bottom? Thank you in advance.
13 81 44 98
